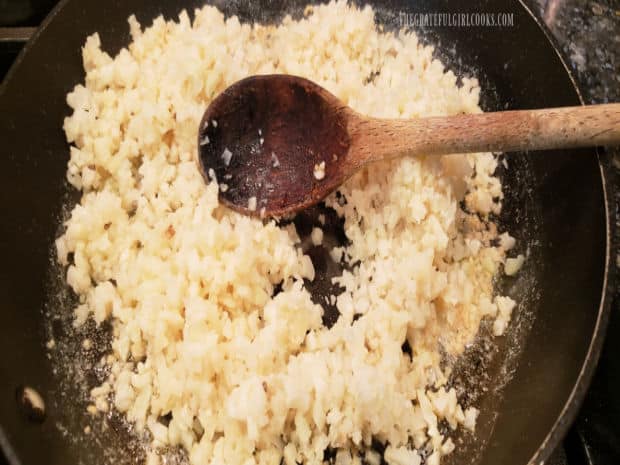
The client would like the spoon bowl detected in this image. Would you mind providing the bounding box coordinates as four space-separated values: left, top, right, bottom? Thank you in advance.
198 75 353 216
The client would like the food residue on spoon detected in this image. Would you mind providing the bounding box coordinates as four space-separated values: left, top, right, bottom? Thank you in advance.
221 148 233 166
313 161 326 180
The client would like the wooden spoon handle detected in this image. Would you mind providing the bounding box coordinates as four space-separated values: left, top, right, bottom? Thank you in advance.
354 103 620 161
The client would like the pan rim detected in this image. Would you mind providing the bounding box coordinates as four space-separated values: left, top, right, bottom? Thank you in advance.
0 1 613 464
512 2 614 465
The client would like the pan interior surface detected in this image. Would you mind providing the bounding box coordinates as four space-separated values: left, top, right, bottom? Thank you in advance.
0 1 609 465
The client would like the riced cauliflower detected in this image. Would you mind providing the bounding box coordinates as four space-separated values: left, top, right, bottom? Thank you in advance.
56 3 520 465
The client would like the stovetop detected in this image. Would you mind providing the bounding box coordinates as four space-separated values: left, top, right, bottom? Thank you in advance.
1 1 618 465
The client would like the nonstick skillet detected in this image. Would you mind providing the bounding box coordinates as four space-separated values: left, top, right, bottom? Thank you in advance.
0 0 613 464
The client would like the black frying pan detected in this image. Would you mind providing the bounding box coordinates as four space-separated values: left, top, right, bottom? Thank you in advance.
0 0 614 464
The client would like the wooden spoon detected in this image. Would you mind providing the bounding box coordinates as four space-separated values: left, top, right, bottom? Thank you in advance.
197 74 620 217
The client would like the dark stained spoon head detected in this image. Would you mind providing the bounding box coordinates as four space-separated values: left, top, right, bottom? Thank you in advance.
197 74 352 217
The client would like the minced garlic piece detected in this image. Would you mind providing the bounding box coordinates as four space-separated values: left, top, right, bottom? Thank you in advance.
504 254 525 276
310 227 323 246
